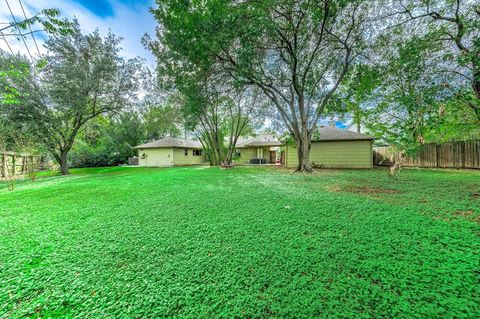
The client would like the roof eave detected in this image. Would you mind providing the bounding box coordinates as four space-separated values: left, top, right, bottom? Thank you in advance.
134 145 203 149
173 146 203 150
312 138 375 142
133 145 170 149
237 143 283 148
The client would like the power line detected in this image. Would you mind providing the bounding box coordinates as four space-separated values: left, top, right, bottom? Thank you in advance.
4 0 34 61
0 31 14 55
17 0 40 55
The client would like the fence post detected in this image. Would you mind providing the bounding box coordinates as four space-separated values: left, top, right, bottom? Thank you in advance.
12 154 15 175
1 153 5 178
435 143 440 168
21 156 26 174
461 141 466 168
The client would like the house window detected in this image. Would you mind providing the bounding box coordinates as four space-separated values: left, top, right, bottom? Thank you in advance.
184 149 188 156
193 150 202 156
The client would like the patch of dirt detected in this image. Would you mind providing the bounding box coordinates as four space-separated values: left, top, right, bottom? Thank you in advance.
453 210 480 224
326 185 342 193
454 210 475 217
325 184 403 202
471 192 480 200
433 215 451 223
343 185 401 195
291 169 339 176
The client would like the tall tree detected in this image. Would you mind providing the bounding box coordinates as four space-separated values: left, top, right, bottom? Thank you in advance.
1 23 141 174
137 69 184 140
391 0 480 121
143 104 183 140
182 76 266 165
148 0 373 172
365 36 449 152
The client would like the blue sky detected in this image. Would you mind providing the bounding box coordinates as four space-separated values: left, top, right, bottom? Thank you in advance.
0 0 157 65
76 0 147 17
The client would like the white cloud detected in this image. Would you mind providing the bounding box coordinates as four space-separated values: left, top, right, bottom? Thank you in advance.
0 0 157 66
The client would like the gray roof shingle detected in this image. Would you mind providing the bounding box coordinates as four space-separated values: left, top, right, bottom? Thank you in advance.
236 134 282 148
134 137 203 149
313 127 374 141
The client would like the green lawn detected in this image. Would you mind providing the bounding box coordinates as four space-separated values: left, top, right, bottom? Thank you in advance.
1 166 479 318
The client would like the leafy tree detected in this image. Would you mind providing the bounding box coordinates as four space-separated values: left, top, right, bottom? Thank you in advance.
0 54 48 159
69 112 145 167
0 8 72 38
183 92 227 166
1 22 142 174
148 0 373 172
143 104 183 140
0 52 31 106
391 0 480 121
137 70 184 140
180 70 267 165
423 96 480 142
223 88 266 165
364 36 450 153
112 111 146 158
1 8 72 113
331 64 382 133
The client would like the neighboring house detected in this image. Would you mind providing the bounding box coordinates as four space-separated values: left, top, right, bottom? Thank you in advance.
134 137 206 167
285 127 375 169
235 134 282 164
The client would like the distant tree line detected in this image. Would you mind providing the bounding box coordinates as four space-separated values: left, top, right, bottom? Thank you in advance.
1 0 479 174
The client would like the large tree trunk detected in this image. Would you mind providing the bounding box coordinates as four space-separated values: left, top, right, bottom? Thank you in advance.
59 151 69 175
296 136 313 172
471 65 480 121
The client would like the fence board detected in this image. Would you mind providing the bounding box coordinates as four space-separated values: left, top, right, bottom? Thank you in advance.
1 152 44 178
373 140 480 169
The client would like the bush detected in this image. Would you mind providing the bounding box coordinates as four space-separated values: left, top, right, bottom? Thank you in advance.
69 139 136 168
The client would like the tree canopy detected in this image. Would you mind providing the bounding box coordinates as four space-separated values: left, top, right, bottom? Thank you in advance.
1 22 142 174
148 0 375 171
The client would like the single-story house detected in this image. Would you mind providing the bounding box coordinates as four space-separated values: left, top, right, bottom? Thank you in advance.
134 137 206 167
285 127 375 169
235 135 282 164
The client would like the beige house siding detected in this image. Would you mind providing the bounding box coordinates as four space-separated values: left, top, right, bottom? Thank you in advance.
173 148 205 166
137 147 205 167
236 147 270 164
285 140 373 169
138 148 174 167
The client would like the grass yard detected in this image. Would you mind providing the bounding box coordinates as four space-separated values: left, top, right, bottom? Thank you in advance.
1 166 479 318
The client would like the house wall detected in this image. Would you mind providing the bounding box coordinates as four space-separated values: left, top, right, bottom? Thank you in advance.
236 147 271 164
138 148 206 167
138 148 174 167
173 148 206 166
285 140 373 169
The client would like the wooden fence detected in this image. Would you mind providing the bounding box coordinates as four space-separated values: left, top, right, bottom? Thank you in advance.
373 140 480 169
1 152 44 178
